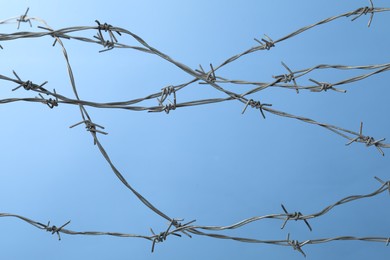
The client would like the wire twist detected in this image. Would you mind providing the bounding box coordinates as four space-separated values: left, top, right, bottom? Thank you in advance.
281 204 312 231
17 8 32 29
45 220 71 240
242 99 272 119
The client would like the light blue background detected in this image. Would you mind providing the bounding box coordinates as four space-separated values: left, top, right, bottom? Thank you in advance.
1 0 389 259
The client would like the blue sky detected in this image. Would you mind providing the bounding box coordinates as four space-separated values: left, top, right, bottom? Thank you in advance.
1 0 390 259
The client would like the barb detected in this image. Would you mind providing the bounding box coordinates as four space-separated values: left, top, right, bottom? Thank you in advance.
0 213 159 241
254 34 275 50
11 70 48 92
45 220 71 240
345 122 386 156
273 62 299 93
70 120 108 135
149 220 185 253
150 219 195 253
241 99 272 119
192 176 390 232
17 7 32 29
309 78 346 93
158 86 176 105
94 20 121 52
171 219 196 238
95 20 121 42
347 0 375 27
196 63 217 84
187 229 390 257
38 90 59 109
149 85 177 114
149 228 165 253
281 204 312 231
374 176 390 195
287 233 307 257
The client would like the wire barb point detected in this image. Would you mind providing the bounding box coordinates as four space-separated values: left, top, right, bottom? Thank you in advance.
287 233 307 257
69 120 108 135
196 63 217 84
11 71 48 92
281 204 312 231
17 7 32 29
95 20 121 52
45 220 71 241
149 223 181 253
273 61 299 93
309 78 346 93
348 0 375 27
242 99 272 119
38 89 58 109
374 176 390 195
346 122 385 155
254 34 275 50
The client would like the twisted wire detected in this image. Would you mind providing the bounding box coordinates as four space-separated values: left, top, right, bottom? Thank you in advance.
1 2 389 257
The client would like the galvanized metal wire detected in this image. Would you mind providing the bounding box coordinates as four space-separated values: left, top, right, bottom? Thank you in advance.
0 176 389 255
1 1 389 257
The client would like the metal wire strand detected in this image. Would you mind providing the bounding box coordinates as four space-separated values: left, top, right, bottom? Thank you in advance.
0 2 389 257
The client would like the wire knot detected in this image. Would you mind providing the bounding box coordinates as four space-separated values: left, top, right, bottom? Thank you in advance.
254 34 275 50
38 90 58 109
151 229 166 248
242 99 272 119
94 20 121 52
196 63 217 84
102 40 115 51
11 70 48 92
14 80 34 91
97 21 112 32
346 122 385 155
69 120 108 135
150 222 182 252
289 240 307 257
274 73 294 83
149 86 177 114
163 103 176 114
273 62 299 93
309 78 346 93
362 135 385 148
281 204 312 231
161 85 175 97
149 218 195 252
171 219 196 238
287 234 307 257
45 220 71 240
17 8 32 29
86 121 107 134
158 86 176 106
46 98 58 108
347 0 375 27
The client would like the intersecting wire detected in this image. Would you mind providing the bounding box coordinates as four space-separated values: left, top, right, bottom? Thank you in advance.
1 4 389 155
1 1 390 257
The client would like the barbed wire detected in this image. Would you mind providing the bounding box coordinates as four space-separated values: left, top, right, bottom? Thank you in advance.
191 176 390 232
0 176 388 255
1 1 389 257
